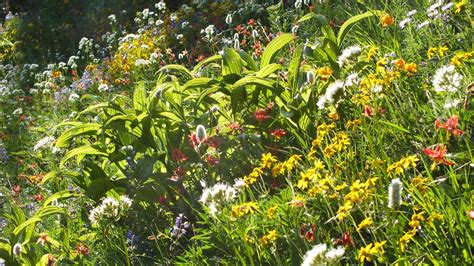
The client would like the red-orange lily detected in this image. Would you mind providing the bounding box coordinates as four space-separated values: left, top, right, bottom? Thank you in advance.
423 144 455 166
435 115 464 136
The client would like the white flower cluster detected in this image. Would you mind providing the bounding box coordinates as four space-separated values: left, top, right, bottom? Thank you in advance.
337 45 361 68
89 196 133 226
201 25 216 39
388 178 402 209
317 80 345 109
78 37 93 53
432 65 463 93
155 1 166 11
199 183 237 216
33 136 61 154
301 244 345 266
399 9 417 29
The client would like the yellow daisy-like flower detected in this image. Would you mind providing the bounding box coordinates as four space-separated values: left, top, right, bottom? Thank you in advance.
427 47 437 59
232 202 259 218
357 217 374 232
259 230 278 246
260 153 277 169
438 46 448 57
399 228 416 252
367 47 379 60
267 205 278 219
455 0 466 13
405 63 418 74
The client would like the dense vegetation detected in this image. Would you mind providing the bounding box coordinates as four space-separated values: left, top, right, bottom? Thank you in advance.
0 0 472 264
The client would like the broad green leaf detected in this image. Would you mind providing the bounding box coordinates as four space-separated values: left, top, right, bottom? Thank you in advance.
238 50 258 71
13 206 65 235
192 54 222 74
55 123 101 148
60 145 107 167
43 190 79 207
158 64 193 80
222 47 243 83
260 33 295 68
288 44 304 91
182 77 216 91
337 10 384 46
233 76 274 89
256 63 282 78
133 81 147 112
194 86 221 115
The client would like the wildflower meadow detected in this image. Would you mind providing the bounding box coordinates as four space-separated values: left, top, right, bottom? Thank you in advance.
0 0 472 265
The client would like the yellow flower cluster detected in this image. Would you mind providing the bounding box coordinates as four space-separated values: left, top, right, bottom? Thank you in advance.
386 155 419 176
232 202 259 218
297 160 325 190
267 205 278 219
400 211 443 252
109 29 160 78
410 176 429 193
337 177 378 220
427 46 449 59
243 167 263 186
271 154 302 177
358 241 386 262
323 133 350 158
356 217 374 232
451 51 473 66
259 230 278 246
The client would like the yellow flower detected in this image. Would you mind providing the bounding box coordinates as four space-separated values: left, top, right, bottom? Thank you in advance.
405 63 417 74
380 14 394 27
244 167 263 186
244 234 255 244
402 155 419 168
288 196 306 207
271 163 285 177
427 47 437 59
409 212 425 228
261 153 277 169
232 202 259 217
259 230 278 246
357 217 374 232
438 46 448 57
410 176 429 193
455 0 466 13
393 58 405 69
284 154 302 172
399 228 416 252
358 243 376 262
427 212 444 227
364 177 379 188
367 47 379 60
316 66 333 80
337 203 353 220
346 119 362 129
267 205 278 219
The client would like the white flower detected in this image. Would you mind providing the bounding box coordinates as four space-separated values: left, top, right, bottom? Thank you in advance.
89 207 102 225
13 108 23 116
399 18 412 29
432 65 463 93
407 9 417 17
295 0 303 9
317 96 327 110
325 80 345 104
388 178 403 209
443 99 461 109
120 195 133 210
417 20 430 29
142 8 150 18
108 14 116 23
98 84 109 93
181 21 189 28
203 25 216 38
325 246 345 261
156 1 166 11
337 45 362 68
135 59 150 67
234 38 240 50
306 71 315 84
225 14 232 25
291 25 299 34
101 197 120 219
156 19 164 26
344 72 360 87
33 136 55 152
176 34 184 40
13 243 22 256
69 93 80 102
199 183 237 216
252 29 259 38
233 178 246 192
441 3 454 11
301 244 327 266
196 125 207 142
371 85 383 93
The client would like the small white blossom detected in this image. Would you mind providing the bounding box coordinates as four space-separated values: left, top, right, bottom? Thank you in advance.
388 178 403 209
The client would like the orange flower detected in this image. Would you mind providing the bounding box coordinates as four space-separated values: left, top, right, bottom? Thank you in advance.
37 233 48 246
380 14 394 27
393 58 405 69
76 243 89 256
423 144 455 166
405 63 418 74
435 115 464 136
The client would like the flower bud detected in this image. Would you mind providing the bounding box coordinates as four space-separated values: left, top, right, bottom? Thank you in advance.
388 178 403 209
196 125 207 142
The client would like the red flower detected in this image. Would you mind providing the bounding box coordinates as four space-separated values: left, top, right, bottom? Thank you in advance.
336 232 354 247
363 106 374 117
271 128 287 139
33 194 44 202
235 24 244 32
435 115 464 136
206 155 220 166
254 108 271 122
76 243 89 256
247 19 255 26
299 223 317 241
13 184 21 194
423 144 455 166
171 148 188 163
228 122 242 133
